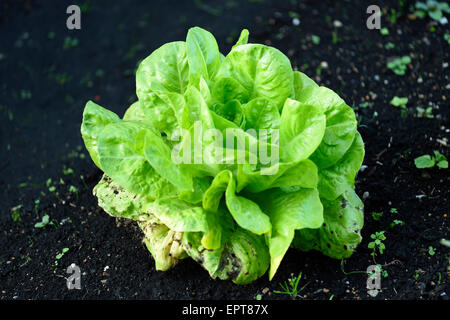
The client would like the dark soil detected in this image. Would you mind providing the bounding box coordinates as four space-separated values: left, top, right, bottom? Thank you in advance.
1 0 448 300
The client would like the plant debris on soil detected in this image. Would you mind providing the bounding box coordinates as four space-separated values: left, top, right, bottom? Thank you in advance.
1 0 448 300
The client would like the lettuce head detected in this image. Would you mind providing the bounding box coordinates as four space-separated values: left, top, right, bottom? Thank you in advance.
81 27 365 284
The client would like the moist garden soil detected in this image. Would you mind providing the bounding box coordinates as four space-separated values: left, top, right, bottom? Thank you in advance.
0 0 448 300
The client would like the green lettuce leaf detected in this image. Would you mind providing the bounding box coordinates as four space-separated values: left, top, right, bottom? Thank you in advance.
97 120 177 198
214 44 294 110
279 98 326 163
136 41 189 95
202 170 272 235
295 86 357 168
318 132 365 200
186 27 221 86
254 188 323 279
292 188 364 259
231 29 249 50
81 101 120 169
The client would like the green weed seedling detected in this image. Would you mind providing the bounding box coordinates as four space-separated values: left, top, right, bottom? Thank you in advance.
428 246 436 256
416 106 433 118
372 211 384 221
414 151 448 169
390 96 408 117
387 56 411 75
415 1 450 21
368 231 386 260
11 205 23 222
390 219 405 228
35 214 52 228
274 272 307 298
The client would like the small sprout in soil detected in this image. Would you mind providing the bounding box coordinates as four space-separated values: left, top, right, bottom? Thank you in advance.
414 151 448 169
34 214 51 228
63 36 79 50
11 205 23 222
358 101 374 110
332 29 339 44
390 96 409 118
414 1 450 22
48 186 56 193
390 208 398 214
311 35 320 45
34 199 40 215
380 27 389 35
385 42 395 50
416 106 434 118
387 56 411 75
63 166 74 175
413 270 420 281
372 211 384 221
390 96 408 109
274 272 307 299
55 248 70 265
389 8 402 24
368 231 386 259
20 89 32 100
69 185 79 198
255 294 262 300
390 219 405 228
428 246 436 256
445 33 450 44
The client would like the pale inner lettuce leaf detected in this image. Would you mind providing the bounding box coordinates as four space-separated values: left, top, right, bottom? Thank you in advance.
214 44 295 110
139 217 187 271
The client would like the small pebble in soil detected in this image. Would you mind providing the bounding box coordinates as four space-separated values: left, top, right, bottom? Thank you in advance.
333 20 343 28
